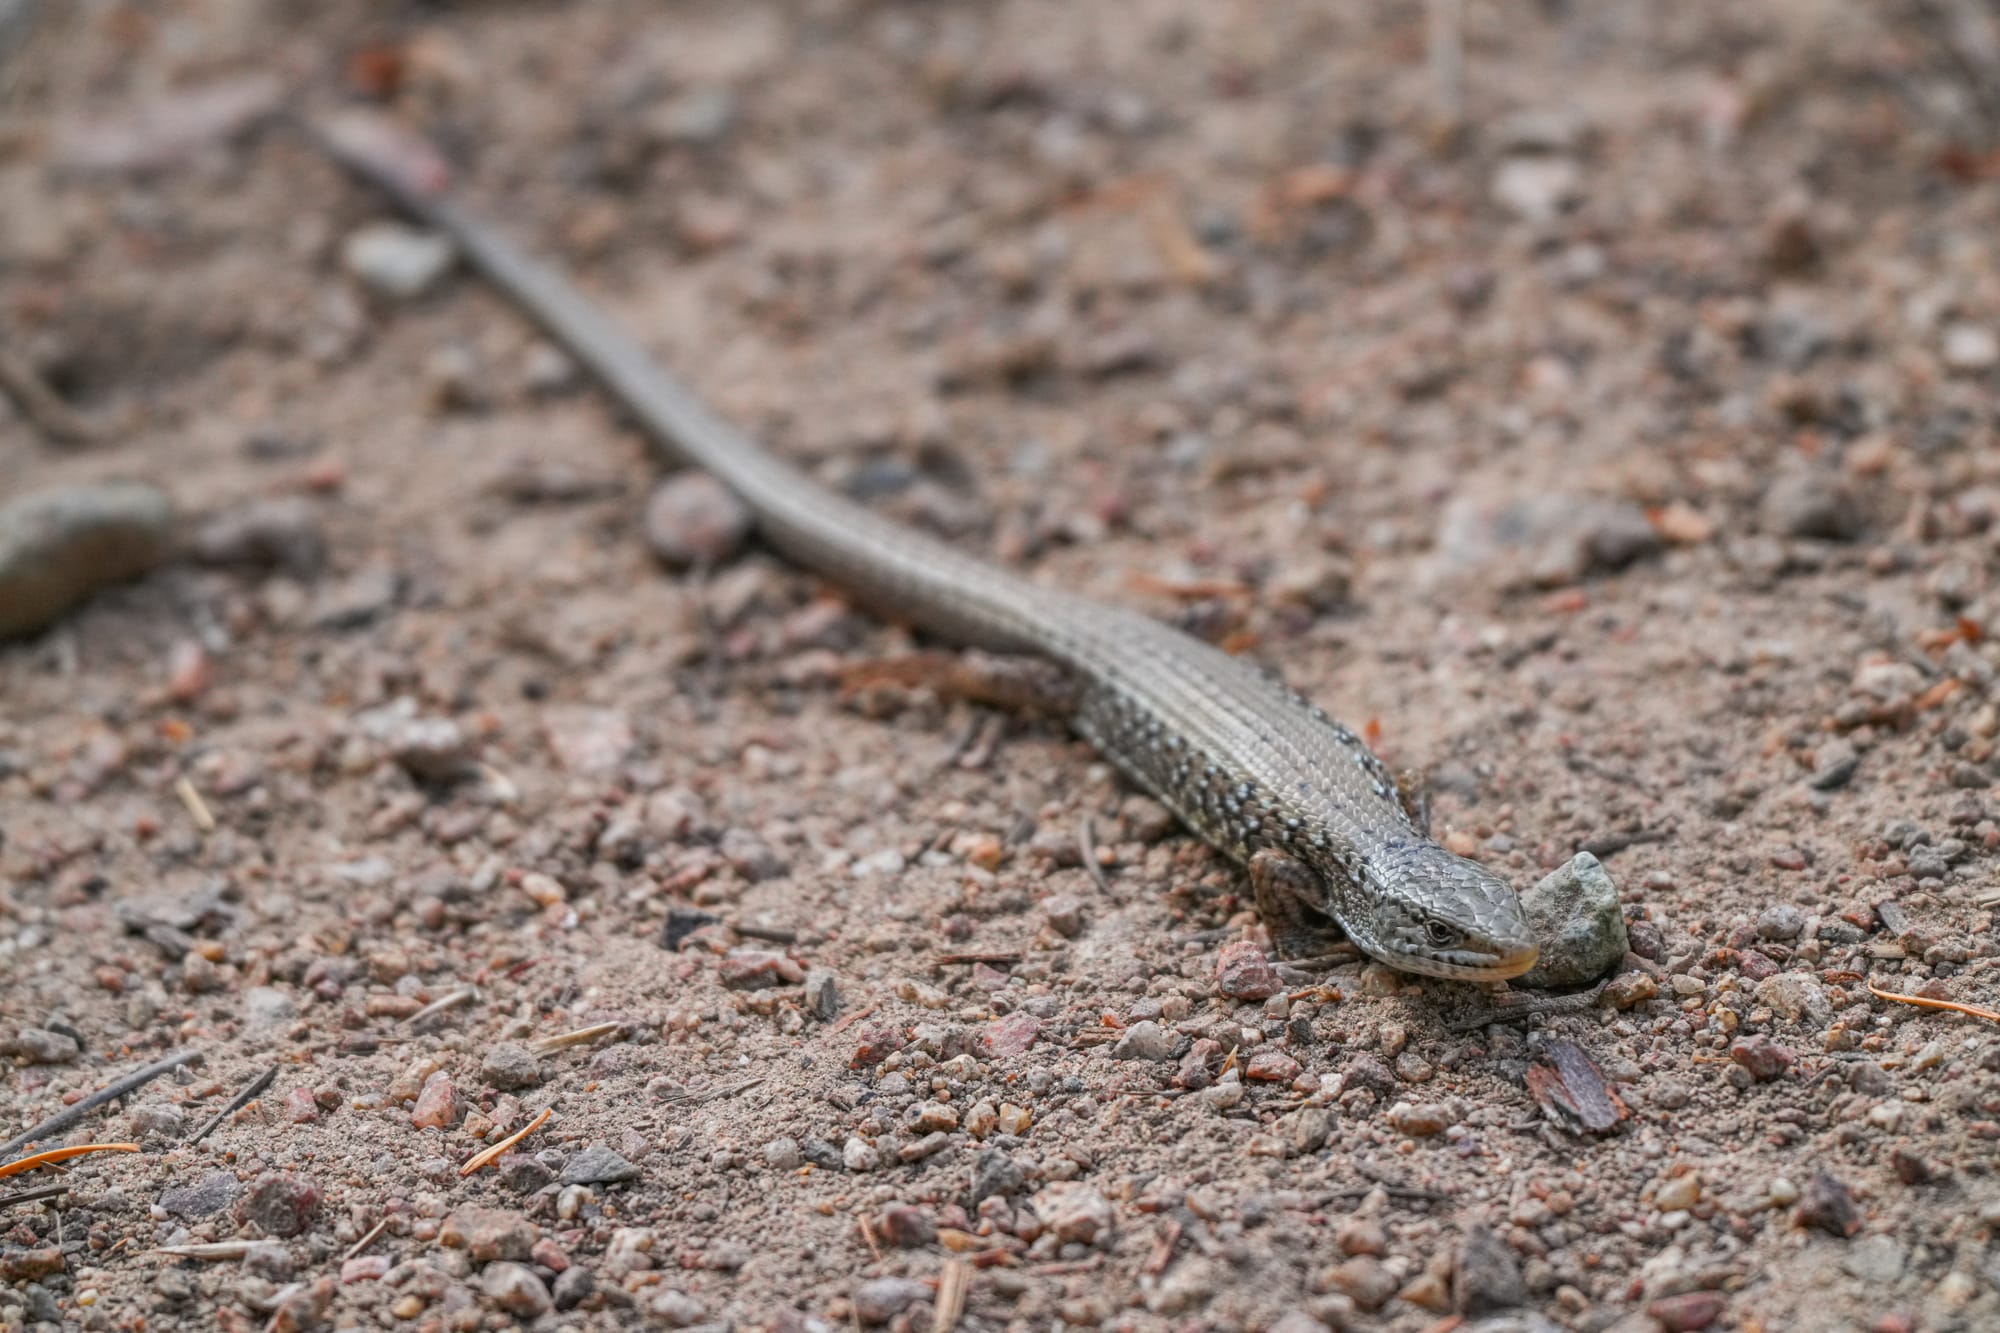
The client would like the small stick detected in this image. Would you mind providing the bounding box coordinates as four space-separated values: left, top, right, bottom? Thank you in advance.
459 1106 551 1177
148 1241 253 1261
173 776 216 833
827 1005 876 1035
342 1217 390 1262
529 1022 624 1054
187 1064 278 1146
857 1213 884 1263
0 1143 139 1178
1077 815 1111 894
407 987 478 1029
733 923 798 944
0 1048 203 1157
934 952 1021 967
1867 980 2000 1024
932 1258 969 1333
0 1183 70 1209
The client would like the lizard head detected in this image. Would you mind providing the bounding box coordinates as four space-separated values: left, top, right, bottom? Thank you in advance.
1354 840 1538 981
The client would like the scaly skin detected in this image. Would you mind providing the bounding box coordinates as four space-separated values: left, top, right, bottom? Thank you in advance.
311 119 1539 982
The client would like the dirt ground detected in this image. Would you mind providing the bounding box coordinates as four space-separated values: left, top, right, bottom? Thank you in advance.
7 1 2000 1330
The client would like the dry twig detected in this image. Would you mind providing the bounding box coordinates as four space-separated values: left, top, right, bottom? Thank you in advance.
0 1143 139 1178
187 1064 278 1146
0 1048 202 1158
1867 980 2000 1024
530 1022 623 1054
459 1106 552 1177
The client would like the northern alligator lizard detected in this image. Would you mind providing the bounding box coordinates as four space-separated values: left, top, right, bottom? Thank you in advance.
311 121 1537 982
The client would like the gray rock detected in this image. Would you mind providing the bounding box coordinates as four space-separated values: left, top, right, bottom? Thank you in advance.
128 1101 186 1140
480 1261 553 1318
1455 1223 1525 1316
4 1028 78 1064
159 1171 243 1218
551 1265 596 1311
648 1289 706 1327
1110 1020 1175 1061
480 1042 543 1090
1517 852 1628 988
1840 1235 1906 1284
241 986 298 1031
1756 904 1806 940
0 482 175 640
382 713 475 784
1491 156 1581 223
1759 471 1863 541
341 222 455 299
852 1277 929 1325
240 1242 293 1282
560 1144 641 1185
804 968 840 1021
1752 973 1830 1026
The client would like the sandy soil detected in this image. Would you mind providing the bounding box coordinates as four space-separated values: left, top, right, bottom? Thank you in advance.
6 2 2000 1330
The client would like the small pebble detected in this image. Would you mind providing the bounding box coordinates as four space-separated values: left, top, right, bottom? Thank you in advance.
479 1042 542 1090
341 222 455 299
1454 1224 1524 1316
1216 940 1281 1000
1110 1020 1175 1061
1728 1035 1795 1082
440 1207 536 1262
645 473 752 569
852 1276 929 1325
1388 1102 1450 1137
410 1071 460 1128
233 1172 321 1239
560 1145 641 1185
1795 1171 1862 1237
1602 971 1659 1010
480 1262 553 1319
1031 1183 1114 1245
1648 1291 1726 1332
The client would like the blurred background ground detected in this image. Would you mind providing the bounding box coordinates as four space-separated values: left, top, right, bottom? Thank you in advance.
6 2 2000 1331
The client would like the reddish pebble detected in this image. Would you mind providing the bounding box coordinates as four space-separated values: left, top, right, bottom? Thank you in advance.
979 1012 1040 1059
92 966 125 994
876 1203 936 1248
717 949 804 989
234 1172 321 1239
1728 1035 1795 1082
165 638 209 702
1734 950 1779 982
850 1023 908 1069
285 1087 320 1124
530 1237 570 1272
1768 848 1807 871
340 1255 389 1283
1647 1290 1725 1331
1216 940 1281 1000
411 1070 460 1129
1245 1049 1303 1082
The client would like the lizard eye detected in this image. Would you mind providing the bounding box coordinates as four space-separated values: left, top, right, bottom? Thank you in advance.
1423 920 1457 948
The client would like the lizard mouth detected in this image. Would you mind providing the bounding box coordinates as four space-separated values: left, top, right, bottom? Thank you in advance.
1393 942 1539 981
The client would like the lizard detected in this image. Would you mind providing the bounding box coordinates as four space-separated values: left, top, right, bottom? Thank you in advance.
306 118 1538 983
